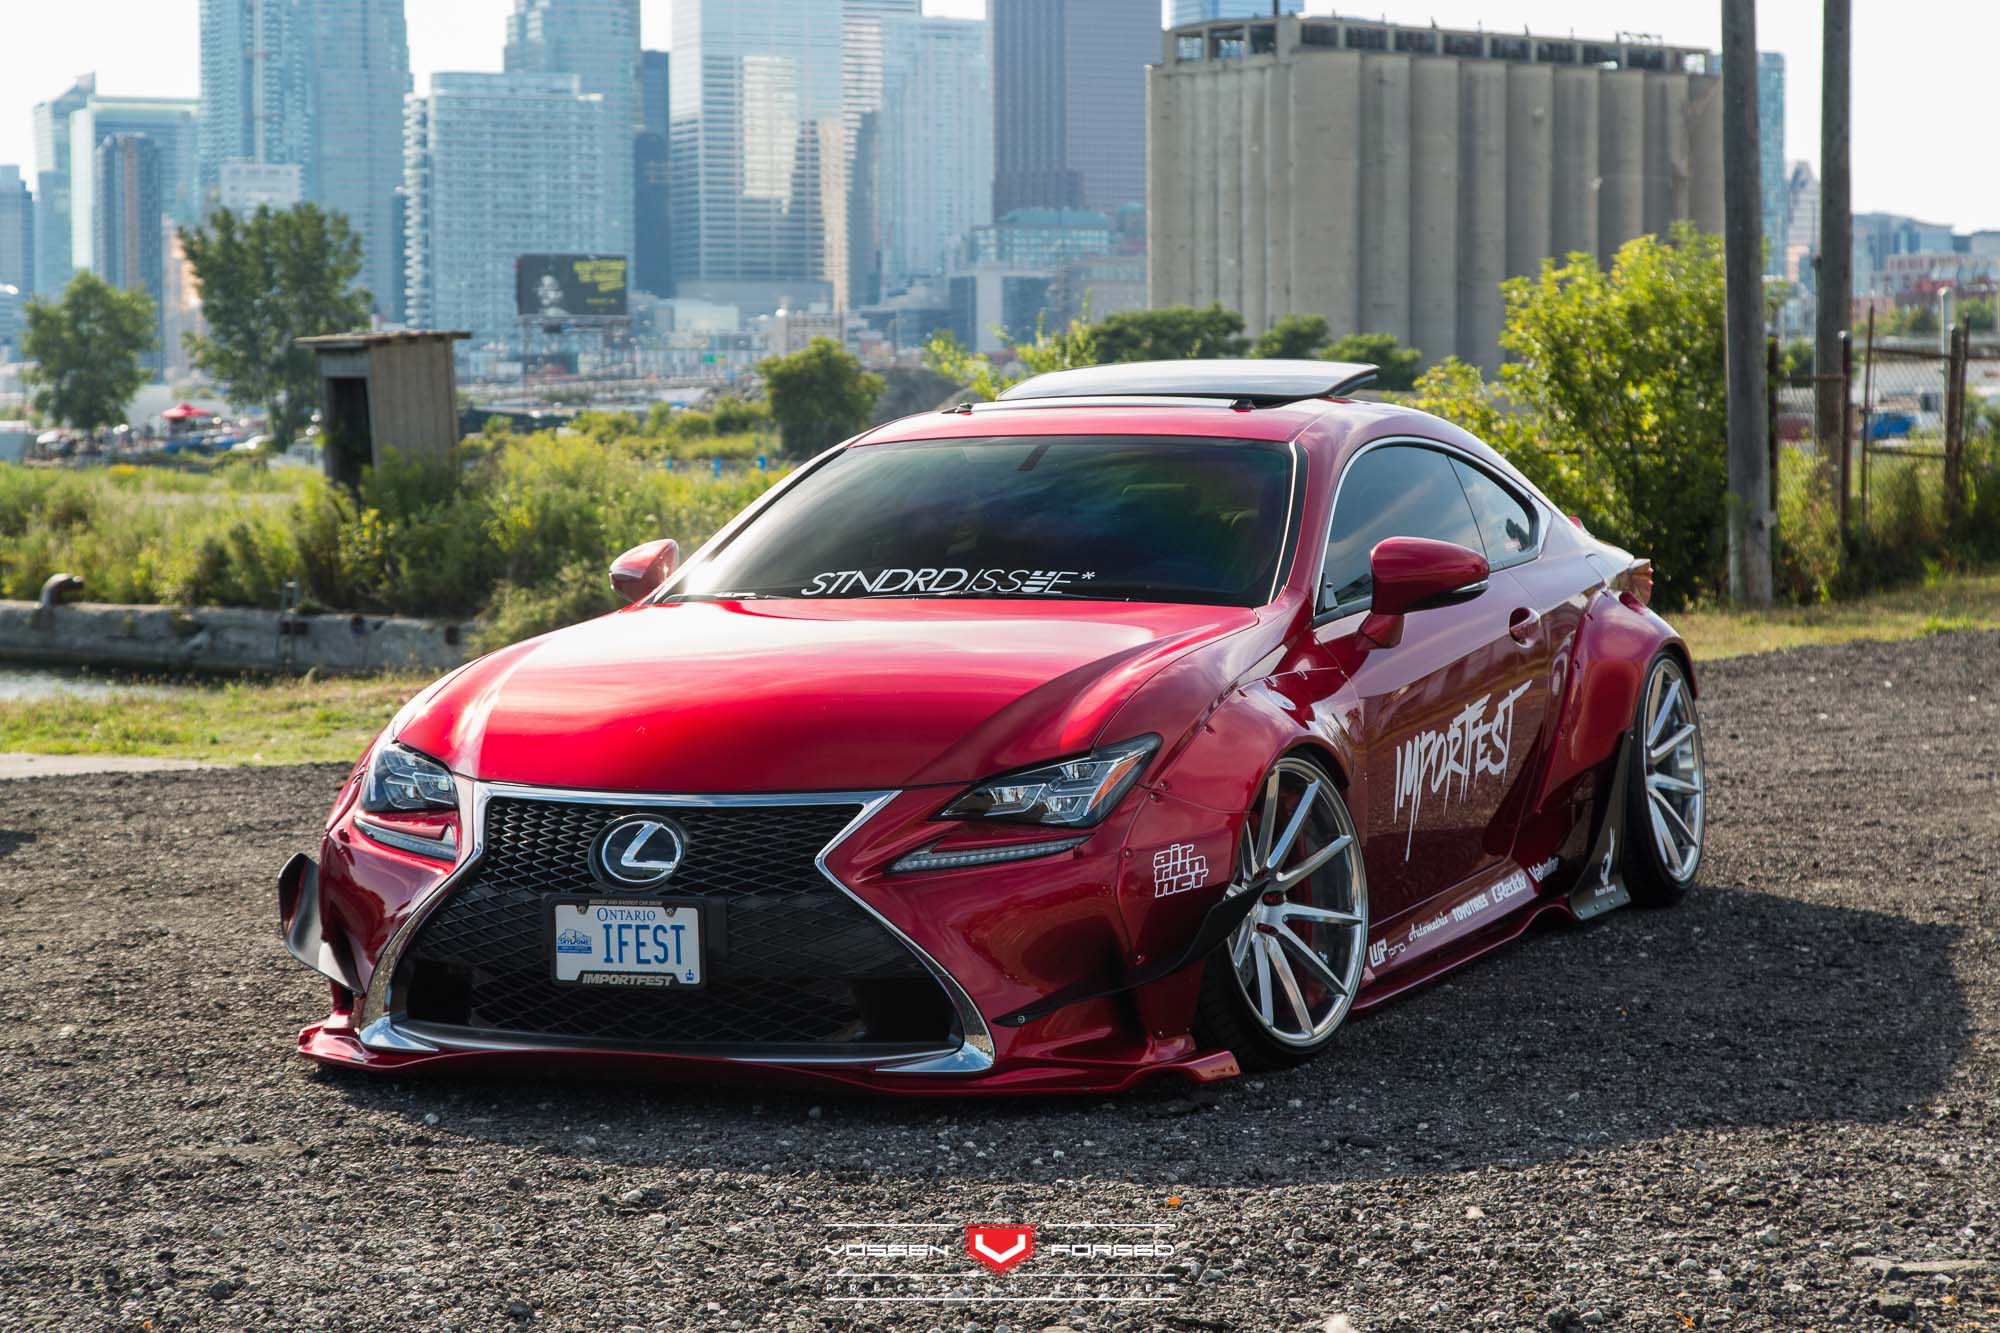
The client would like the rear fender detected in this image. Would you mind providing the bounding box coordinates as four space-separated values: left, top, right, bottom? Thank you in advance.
1538 587 1692 807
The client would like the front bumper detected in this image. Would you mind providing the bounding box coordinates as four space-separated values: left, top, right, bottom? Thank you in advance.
279 777 1247 1094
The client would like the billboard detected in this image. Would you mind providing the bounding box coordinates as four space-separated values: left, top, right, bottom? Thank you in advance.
515 254 629 320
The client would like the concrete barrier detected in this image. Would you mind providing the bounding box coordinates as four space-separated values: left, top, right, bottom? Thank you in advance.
0 600 472 676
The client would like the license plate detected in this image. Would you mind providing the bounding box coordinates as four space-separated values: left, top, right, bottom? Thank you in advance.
549 897 704 988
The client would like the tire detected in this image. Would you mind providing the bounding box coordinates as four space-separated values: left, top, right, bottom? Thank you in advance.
1194 755 1369 1070
1622 651 1706 907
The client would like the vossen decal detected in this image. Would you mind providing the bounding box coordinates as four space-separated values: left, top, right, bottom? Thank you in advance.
799 567 1096 597
823 1242 953 1259
1152 843 1210 897
1391 681 1533 859
1528 856 1561 883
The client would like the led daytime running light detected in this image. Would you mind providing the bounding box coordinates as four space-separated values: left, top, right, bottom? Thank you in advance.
890 836 1088 874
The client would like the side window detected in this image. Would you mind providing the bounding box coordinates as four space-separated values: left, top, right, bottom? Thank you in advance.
1320 445 1485 612
1451 459 1539 570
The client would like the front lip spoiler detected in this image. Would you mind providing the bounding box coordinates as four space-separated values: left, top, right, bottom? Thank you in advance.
320 783 996 1077
276 852 361 995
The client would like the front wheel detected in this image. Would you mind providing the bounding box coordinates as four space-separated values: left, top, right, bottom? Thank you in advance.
1194 755 1369 1070
1622 652 1706 906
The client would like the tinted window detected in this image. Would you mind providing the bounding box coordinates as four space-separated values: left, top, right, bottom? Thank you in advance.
1320 445 1484 611
676 437 1295 607
1452 459 1539 569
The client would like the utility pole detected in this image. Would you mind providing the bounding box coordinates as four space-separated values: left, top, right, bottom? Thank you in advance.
1817 0 1852 449
1722 0 1773 606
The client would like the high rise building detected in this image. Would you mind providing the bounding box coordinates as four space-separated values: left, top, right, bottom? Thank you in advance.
635 50 671 296
876 15 991 296
1757 53 1786 280
641 49 670 135
69 97 200 277
403 72 608 347
306 0 411 319
199 0 310 196
93 134 166 374
506 0 640 263
992 0 1155 219
1172 0 1302 22
1150 15 1725 373
843 0 920 309
0 168 33 298
1784 160 1818 286
668 0 845 315
31 74 95 295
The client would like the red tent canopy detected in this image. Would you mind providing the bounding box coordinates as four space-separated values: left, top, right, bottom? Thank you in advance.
161 403 213 421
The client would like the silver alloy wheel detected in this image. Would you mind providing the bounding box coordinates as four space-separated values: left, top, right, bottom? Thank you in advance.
1641 659 1706 882
1224 757 1369 1047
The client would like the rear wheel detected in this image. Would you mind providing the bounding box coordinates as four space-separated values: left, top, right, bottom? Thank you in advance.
1622 652 1706 906
1195 755 1369 1070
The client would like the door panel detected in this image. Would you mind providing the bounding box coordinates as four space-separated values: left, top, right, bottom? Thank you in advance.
1310 443 1551 918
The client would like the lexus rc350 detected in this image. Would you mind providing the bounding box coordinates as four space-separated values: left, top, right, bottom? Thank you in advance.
277 359 1706 1093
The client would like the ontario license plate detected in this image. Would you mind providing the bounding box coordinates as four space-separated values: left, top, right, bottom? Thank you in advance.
549 897 704 988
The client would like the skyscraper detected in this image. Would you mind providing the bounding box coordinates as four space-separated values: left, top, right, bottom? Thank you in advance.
876 15 991 295
68 97 199 277
31 74 95 295
403 73 609 347
0 167 33 298
635 49 671 296
93 134 165 374
843 0 920 309
668 0 845 315
1171 0 1302 21
1757 53 1787 280
199 0 310 196
306 0 411 318
992 0 1156 219
506 0 640 263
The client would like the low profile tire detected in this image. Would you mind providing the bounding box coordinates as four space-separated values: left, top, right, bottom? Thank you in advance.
1195 755 1369 1071
1622 651 1707 907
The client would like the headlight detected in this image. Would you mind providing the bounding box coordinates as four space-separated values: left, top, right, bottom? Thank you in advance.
361 742 457 813
940 736 1158 828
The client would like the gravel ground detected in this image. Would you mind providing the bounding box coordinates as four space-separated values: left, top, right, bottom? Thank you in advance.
1 631 1995 1332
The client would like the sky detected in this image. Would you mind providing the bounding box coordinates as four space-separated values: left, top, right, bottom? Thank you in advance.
2 0 1995 230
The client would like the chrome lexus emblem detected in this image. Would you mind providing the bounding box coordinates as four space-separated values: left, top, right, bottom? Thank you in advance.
592 815 687 887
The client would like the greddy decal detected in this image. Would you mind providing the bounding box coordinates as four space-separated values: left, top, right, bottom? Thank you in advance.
1391 681 1533 859
1152 843 1210 898
800 567 1095 596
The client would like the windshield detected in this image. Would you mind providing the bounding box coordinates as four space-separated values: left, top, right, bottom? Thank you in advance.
673 436 1297 607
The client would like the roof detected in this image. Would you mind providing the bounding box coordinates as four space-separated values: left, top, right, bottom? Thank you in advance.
295 330 471 351
997 358 1377 408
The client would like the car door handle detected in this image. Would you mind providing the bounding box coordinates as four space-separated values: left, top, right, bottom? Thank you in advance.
1508 607 1541 646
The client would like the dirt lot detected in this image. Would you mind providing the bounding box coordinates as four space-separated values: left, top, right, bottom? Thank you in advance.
1 631 1995 1332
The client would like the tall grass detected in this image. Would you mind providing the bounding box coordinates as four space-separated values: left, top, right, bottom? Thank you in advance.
0 429 781 645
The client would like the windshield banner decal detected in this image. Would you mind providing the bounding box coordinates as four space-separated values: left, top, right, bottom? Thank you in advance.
799 568 1097 596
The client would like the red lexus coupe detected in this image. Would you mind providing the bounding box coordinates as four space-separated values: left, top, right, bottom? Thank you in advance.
278 360 1706 1094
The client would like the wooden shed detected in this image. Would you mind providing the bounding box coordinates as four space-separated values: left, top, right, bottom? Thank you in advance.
295 330 470 490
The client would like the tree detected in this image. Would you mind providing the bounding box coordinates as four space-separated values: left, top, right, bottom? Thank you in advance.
179 204 371 446
21 271 155 433
1089 303 1246 362
922 312 1097 402
1249 313 1331 359
1325 332 1424 390
1408 223 1729 609
758 337 883 456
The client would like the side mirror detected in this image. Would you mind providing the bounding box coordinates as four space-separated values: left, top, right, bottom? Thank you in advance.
1359 536 1489 648
609 538 680 604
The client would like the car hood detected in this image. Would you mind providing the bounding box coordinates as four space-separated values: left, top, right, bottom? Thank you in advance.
393 598 1266 793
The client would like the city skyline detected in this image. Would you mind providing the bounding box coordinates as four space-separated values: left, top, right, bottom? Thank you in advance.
0 1 1996 234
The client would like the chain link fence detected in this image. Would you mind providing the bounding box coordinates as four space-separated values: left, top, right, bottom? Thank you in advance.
1768 321 1996 598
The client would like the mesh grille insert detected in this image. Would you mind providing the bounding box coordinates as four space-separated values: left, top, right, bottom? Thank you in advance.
403 797 955 1049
